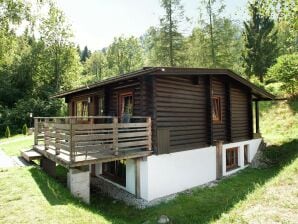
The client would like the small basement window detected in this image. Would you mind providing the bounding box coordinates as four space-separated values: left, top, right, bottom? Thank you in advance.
226 147 239 171
244 144 249 165
212 96 221 123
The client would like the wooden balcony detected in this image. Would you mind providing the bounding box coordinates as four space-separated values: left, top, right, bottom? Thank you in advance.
33 116 152 168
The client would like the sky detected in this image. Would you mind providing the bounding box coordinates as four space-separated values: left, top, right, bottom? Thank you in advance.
56 0 248 51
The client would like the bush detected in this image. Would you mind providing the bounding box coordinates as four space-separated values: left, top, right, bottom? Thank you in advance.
267 53 298 95
22 124 28 135
5 126 10 138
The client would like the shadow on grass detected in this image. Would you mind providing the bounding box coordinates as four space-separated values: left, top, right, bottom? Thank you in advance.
29 139 298 224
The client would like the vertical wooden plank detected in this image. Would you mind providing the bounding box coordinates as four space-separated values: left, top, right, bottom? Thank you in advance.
215 140 223 179
55 129 60 155
152 76 158 153
147 117 152 151
34 118 38 145
69 121 75 162
255 100 260 134
113 117 119 156
135 158 141 198
248 92 253 139
206 76 213 145
44 122 49 150
225 81 232 142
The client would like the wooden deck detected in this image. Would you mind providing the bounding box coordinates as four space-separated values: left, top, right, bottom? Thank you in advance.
33 116 152 168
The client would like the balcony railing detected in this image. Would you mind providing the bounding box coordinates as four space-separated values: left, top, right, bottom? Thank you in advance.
34 116 152 166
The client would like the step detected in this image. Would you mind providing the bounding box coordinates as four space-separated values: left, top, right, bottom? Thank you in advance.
21 149 42 162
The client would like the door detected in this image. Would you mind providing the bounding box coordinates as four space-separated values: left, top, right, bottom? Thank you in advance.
118 91 133 120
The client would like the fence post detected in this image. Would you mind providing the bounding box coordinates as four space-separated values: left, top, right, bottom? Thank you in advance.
146 117 152 151
69 120 75 163
44 122 49 150
55 128 60 155
34 118 38 145
113 117 118 156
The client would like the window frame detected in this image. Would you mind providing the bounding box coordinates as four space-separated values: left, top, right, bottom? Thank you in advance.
75 100 89 120
226 147 239 171
244 144 249 165
212 96 222 123
118 90 133 118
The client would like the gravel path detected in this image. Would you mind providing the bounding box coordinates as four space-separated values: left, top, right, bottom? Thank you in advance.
0 149 31 168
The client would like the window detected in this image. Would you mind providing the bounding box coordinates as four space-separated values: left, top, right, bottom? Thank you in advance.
75 100 88 120
97 96 104 116
102 160 126 186
119 91 133 118
226 147 239 171
244 145 249 165
212 96 221 123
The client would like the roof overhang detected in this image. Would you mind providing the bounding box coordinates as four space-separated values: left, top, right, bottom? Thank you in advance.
51 67 275 100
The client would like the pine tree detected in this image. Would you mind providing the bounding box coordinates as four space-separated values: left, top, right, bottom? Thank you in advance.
22 124 28 135
5 126 10 138
81 46 91 62
158 0 185 66
242 1 278 82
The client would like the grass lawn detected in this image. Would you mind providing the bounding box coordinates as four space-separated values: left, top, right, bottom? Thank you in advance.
0 135 34 156
0 100 297 223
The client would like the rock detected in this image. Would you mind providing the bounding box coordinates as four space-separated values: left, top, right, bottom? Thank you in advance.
208 182 218 188
157 215 170 224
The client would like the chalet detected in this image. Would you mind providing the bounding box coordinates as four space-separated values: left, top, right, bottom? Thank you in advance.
24 67 274 203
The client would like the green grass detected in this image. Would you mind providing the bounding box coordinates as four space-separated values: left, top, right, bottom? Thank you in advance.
0 135 33 156
0 100 297 223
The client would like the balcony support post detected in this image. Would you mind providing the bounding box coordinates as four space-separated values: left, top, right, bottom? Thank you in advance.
113 117 119 156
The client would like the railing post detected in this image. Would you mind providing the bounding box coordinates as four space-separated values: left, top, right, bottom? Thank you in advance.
55 128 60 155
113 117 118 156
34 118 38 145
69 120 75 163
147 117 152 151
44 121 49 150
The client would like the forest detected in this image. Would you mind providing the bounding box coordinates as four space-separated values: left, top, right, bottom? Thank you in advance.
0 0 297 136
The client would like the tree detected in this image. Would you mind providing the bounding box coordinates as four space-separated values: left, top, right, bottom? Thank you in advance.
267 53 298 95
5 126 10 138
39 3 81 92
185 1 243 72
81 45 91 62
262 0 297 53
84 51 108 81
152 0 185 66
106 36 144 75
22 124 28 135
242 1 278 82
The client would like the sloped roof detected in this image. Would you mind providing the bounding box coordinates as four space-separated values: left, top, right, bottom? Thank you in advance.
52 67 275 100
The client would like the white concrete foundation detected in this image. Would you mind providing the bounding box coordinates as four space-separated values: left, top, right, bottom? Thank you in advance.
67 167 90 204
90 138 262 202
139 138 262 201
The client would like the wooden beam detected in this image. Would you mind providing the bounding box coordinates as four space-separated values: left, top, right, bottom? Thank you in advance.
225 81 232 142
34 118 38 145
255 100 260 134
215 140 223 179
206 76 213 145
135 158 141 198
248 91 253 139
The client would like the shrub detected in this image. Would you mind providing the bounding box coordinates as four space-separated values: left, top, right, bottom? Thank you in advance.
267 53 298 95
22 124 28 135
5 126 10 138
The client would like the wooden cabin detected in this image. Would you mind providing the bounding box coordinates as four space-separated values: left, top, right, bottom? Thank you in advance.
29 67 274 203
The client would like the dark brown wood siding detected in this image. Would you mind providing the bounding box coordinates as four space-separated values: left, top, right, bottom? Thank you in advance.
212 77 227 142
230 85 250 141
155 76 208 153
